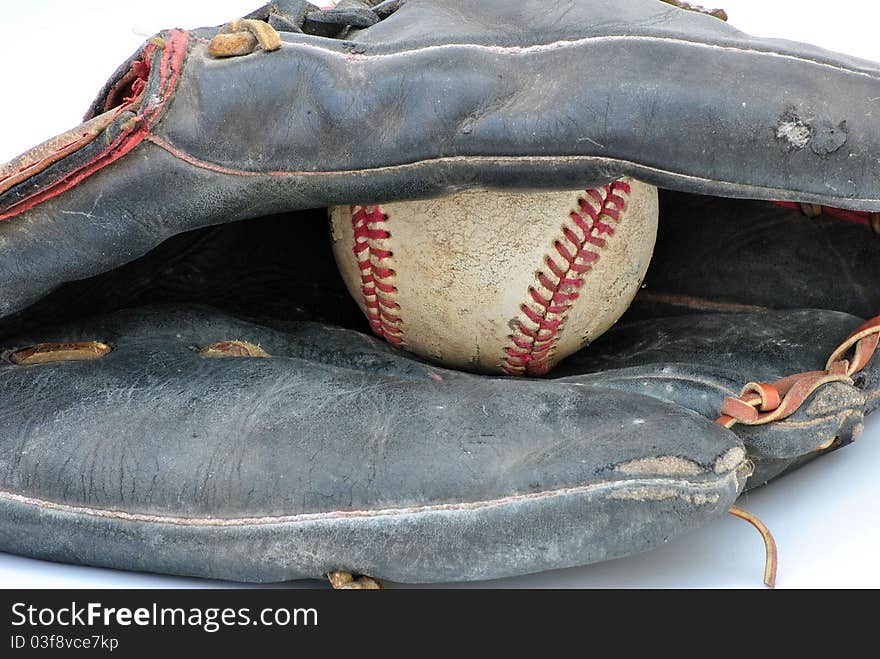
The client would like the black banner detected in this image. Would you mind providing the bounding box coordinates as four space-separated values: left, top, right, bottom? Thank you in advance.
0 588 558 651
0 587 790 651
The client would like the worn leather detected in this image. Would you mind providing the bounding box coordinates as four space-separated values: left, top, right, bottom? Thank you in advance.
0 0 878 584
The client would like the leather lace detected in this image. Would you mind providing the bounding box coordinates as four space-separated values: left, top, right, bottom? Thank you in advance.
719 314 880 587
245 0 402 39
209 1 404 57
717 315 880 430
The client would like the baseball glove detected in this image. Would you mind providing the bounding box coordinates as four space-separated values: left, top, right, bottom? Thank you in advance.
1 0 879 588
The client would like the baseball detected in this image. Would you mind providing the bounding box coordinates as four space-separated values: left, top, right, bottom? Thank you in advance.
329 178 658 375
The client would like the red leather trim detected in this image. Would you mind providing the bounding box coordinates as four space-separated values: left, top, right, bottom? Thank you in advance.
0 30 190 222
774 201 874 227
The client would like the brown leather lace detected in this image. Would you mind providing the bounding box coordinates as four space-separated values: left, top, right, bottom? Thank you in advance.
718 314 880 587
718 315 880 430
208 19 283 58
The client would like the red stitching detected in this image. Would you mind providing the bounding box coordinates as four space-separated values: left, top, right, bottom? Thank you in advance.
350 205 405 347
501 180 632 376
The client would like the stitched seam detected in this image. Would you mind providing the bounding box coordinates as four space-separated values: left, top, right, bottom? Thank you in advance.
501 181 631 376
0 473 734 528
139 139 880 208
202 34 880 82
350 205 404 346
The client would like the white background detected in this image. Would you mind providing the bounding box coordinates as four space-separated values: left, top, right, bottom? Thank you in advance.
0 0 878 588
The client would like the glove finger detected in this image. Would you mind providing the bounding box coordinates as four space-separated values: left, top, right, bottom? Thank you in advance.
556 310 875 485
4 0 880 317
0 306 747 583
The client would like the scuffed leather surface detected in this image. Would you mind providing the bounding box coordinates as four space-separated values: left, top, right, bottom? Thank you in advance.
0 306 747 516
558 311 875 483
156 0 880 207
0 306 745 582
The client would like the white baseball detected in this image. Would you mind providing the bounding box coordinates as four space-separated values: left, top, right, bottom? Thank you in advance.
329 178 658 375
